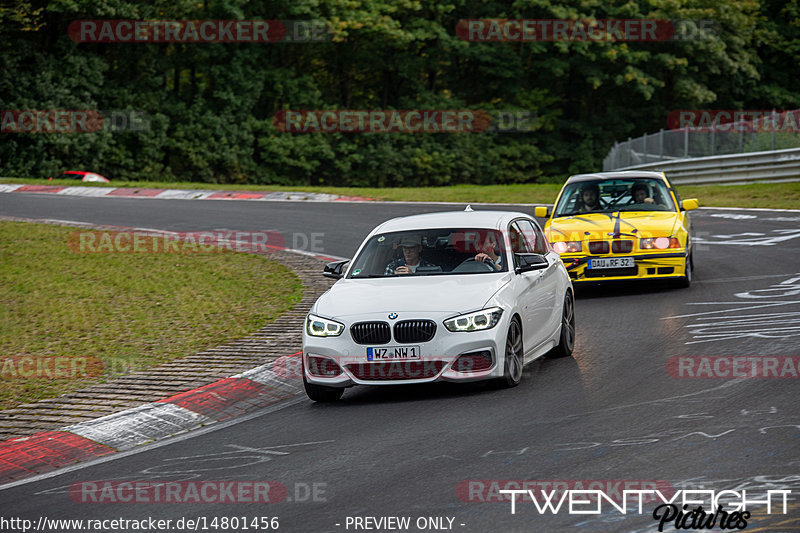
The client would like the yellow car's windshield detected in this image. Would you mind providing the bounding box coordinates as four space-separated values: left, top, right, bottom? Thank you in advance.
554 178 676 217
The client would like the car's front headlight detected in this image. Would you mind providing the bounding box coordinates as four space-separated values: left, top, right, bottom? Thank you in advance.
640 237 681 250
444 307 503 332
306 314 345 337
552 241 582 254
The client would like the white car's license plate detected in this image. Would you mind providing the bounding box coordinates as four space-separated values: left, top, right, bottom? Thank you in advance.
588 257 634 269
367 346 421 361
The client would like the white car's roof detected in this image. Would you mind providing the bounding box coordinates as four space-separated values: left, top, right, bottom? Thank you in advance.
373 209 532 234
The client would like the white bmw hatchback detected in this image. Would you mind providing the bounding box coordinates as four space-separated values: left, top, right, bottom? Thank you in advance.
302 209 575 401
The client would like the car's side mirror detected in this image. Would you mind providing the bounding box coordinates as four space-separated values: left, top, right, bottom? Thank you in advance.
534 206 550 218
323 260 350 279
680 198 699 211
514 253 548 274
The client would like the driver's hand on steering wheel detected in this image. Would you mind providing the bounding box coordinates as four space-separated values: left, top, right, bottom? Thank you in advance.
475 253 499 268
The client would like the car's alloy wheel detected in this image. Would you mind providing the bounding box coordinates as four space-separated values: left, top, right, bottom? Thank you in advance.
303 376 344 402
678 251 693 288
549 291 575 358
500 318 524 387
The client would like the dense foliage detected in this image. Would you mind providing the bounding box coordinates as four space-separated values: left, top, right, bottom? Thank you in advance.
1 0 798 185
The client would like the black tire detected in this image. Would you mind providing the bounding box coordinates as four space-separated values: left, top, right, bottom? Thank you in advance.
303 376 344 402
677 252 693 288
548 291 575 358
499 318 524 388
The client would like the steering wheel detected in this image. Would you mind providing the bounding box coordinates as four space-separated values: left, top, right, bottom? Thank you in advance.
456 257 500 272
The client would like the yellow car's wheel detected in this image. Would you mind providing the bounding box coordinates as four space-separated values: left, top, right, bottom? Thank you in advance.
677 252 693 288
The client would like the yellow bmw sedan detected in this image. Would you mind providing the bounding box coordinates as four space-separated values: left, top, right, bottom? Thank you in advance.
535 171 699 287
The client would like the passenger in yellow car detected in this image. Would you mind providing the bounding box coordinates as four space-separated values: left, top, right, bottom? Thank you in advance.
630 182 655 205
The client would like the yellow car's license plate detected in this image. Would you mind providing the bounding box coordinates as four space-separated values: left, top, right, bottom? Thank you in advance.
588 257 634 269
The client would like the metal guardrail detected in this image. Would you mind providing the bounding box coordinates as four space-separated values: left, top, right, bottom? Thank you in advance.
614 147 800 185
602 109 800 183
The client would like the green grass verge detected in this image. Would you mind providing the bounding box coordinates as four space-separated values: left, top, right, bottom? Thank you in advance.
0 221 303 410
2 177 799 209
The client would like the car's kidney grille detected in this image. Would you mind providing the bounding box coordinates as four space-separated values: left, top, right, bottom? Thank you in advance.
393 320 437 343
350 322 391 345
588 241 609 254
345 361 445 381
612 240 633 253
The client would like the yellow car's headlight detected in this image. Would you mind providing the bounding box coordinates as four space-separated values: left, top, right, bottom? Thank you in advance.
552 241 582 254
640 237 681 250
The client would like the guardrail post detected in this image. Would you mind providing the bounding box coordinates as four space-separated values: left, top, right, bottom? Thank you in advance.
627 137 632 167
711 127 715 156
771 109 776 150
643 132 648 163
659 128 664 159
739 121 744 152
684 126 689 158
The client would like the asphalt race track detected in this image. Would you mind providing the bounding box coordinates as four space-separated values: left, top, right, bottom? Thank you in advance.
2 193 800 532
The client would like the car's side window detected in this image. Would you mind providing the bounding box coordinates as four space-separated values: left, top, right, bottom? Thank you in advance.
516 219 548 255
509 222 533 254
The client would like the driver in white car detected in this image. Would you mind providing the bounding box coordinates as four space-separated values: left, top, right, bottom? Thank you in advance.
474 232 502 270
385 235 437 275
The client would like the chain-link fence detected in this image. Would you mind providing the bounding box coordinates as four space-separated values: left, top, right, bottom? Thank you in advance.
604 110 800 171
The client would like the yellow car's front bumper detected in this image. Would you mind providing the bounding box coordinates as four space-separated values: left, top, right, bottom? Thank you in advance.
559 251 689 283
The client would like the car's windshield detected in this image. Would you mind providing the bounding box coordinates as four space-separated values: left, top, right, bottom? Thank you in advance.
553 178 676 217
347 228 508 278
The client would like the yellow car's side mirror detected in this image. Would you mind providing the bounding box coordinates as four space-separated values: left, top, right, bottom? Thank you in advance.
534 206 550 218
681 198 699 211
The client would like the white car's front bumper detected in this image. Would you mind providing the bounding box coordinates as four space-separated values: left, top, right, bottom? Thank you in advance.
302 311 509 387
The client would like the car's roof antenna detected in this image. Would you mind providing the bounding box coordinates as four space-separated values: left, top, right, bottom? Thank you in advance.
464 205 473 212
